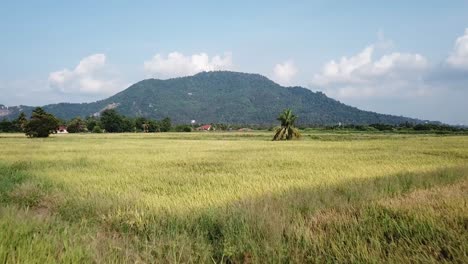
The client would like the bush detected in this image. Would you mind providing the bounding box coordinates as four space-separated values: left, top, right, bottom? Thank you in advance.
67 117 87 133
92 126 103 133
175 125 192 132
369 123 394 131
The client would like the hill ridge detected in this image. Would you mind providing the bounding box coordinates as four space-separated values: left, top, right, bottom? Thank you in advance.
1 71 431 125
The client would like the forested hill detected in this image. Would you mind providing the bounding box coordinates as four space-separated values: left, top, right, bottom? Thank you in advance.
1 71 429 125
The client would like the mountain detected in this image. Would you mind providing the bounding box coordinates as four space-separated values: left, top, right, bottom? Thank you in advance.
1 71 429 125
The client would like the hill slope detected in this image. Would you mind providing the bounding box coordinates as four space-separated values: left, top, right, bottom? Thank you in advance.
1 71 427 125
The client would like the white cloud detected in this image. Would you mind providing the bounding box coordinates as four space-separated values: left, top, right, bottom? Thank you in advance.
272 60 298 86
312 46 373 86
143 52 233 78
446 28 468 70
48 54 122 95
305 30 468 124
311 45 429 98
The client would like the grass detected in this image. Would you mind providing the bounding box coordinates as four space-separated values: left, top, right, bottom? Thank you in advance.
0 131 467 263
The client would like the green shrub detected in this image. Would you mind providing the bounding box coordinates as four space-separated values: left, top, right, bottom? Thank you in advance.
92 126 103 133
175 125 192 132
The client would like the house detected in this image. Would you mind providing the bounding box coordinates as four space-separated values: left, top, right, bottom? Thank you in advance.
57 125 68 134
197 124 212 131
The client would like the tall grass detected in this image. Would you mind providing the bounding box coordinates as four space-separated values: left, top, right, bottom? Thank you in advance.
0 132 467 263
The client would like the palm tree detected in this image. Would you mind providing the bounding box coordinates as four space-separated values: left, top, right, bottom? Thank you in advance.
273 109 301 141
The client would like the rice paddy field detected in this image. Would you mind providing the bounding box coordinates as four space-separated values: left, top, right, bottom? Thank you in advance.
0 131 467 263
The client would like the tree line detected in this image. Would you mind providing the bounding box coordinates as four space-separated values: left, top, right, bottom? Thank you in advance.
0 107 278 137
0 107 304 140
1 107 466 138
0 108 178 137
322 122 468 133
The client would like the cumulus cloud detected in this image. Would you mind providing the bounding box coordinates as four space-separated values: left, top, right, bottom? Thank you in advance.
446 28 468 70
48 54 122 95
306 30 468 124
144 52 233 78
273 61 298 86
311 45 429 98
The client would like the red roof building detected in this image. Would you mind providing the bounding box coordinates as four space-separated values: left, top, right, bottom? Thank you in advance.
57 125 68 134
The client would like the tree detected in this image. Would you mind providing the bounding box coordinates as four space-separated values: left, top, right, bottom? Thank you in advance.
16 112 27 132
86 116 100 131
24 107 59 138
121 117 135 132
142 122 149 133
273 109 301 141
0 119 15 132
135 117 148 132
67 117 87 133
159 117 172 132
100 109 124 133
148 120 160 132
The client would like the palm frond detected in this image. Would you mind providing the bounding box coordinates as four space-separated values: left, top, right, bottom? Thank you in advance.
272 109 301 141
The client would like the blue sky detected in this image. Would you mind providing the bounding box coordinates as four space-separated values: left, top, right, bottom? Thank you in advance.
1 1 468 124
